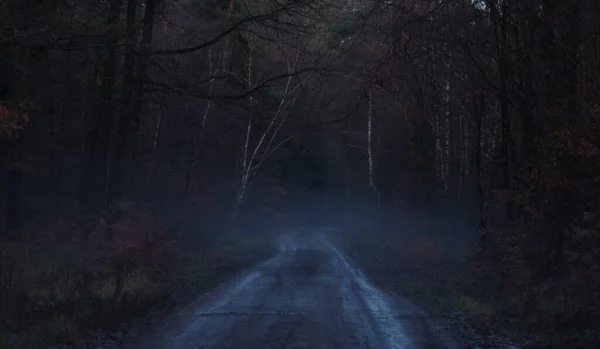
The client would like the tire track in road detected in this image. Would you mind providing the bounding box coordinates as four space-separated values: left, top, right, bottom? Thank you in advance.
322 232 461 349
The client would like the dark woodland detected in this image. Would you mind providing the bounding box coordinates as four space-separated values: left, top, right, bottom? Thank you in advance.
1 0 599 347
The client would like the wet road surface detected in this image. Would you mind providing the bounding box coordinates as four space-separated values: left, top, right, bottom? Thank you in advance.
134 230 460 348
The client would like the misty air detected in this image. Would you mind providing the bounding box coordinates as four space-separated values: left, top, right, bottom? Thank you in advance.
0 0 598 348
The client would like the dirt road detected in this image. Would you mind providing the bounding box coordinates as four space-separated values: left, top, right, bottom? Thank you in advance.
129 230 460 348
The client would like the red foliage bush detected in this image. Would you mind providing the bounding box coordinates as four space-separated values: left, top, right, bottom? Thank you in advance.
109 201 181 275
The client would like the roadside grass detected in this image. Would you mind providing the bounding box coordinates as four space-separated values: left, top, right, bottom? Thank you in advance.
0 207 275 348
0 257 166 348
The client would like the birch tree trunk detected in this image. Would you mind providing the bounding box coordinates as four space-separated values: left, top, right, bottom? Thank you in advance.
233 34 257 219
233 48 301 220
366 86 381 210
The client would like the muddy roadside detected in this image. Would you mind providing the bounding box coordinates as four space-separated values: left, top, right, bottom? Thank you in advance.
329 229 529 349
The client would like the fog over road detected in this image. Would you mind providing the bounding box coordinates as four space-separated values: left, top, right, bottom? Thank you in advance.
134 230 460 349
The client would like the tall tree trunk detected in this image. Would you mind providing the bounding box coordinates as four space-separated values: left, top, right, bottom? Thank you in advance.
499 1 512 223
520 3 539 162
81 0 123 211
489 0 514 222
233 36 256 221
233 43 297 220
342 109 350 226
111 0 138 202
366 86 381 210
221 0 236 74
111 0 156 202
541 0 582 264
474 94 487 246
5 140 23 240
179 49 216 236
4 32 33 239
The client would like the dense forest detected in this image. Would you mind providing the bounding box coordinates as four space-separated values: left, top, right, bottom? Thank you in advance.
1 0 599 347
